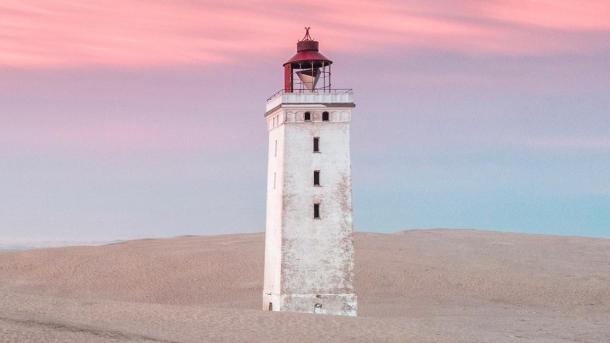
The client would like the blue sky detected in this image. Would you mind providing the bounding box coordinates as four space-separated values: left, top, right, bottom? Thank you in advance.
1 1 609 241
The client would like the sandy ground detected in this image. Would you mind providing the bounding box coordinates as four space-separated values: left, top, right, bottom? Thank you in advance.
0 229 609 342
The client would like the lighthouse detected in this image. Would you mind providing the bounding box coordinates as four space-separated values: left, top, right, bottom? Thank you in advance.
262 28 357 316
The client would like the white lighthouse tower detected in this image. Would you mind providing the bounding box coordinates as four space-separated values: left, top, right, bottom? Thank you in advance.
262 28 357 316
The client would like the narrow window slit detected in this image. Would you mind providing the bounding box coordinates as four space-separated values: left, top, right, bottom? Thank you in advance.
314 203 320 219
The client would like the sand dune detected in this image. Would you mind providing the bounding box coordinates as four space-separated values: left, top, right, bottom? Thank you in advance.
0 229 609 342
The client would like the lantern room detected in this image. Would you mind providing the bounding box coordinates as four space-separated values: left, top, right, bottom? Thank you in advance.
283 27 332 93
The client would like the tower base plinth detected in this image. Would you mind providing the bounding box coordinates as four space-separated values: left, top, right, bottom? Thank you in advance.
264 293 357 316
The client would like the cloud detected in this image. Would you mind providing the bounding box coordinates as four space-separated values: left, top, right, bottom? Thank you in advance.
476 0 610 30
0 0 609 68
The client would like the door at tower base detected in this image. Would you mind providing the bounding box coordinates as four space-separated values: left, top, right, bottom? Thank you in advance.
281 294 357 316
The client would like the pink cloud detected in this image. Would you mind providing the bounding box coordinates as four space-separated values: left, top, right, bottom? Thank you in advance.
0 0 609 68
478 0 610 30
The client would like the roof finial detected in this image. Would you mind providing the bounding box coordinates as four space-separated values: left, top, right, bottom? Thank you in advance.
302 27 313 41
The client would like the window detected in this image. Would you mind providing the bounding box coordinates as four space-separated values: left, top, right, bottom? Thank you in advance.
313 137 320 152
304 112 311 121
314 203 320 219
274 139 277 157
273 172 276 189
313 170 320 186
322 111 329 121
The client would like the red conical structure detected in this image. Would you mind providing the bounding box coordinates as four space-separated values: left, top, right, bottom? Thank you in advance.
283 27 332 92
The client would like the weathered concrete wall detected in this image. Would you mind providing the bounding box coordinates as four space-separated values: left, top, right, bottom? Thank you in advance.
281 293 357 316
262 114 285 311
263 94 357 316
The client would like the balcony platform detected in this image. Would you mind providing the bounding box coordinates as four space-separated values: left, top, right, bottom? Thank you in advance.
265 89 354 116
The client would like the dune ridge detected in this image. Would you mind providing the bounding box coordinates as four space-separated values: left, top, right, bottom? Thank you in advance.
0 229 609 342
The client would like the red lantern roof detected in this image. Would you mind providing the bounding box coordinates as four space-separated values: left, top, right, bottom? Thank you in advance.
283 28 332 67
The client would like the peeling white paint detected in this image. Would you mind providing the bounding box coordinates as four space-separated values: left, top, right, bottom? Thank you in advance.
263 91 357 316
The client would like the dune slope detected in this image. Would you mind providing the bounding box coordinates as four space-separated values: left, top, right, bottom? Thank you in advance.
0 229 609 342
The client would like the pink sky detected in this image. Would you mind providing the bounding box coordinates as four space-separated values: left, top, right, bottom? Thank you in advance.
1 0 610 68
0 1 609 239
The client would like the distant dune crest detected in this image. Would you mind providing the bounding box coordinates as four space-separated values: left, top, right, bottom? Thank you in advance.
0 229 608 342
